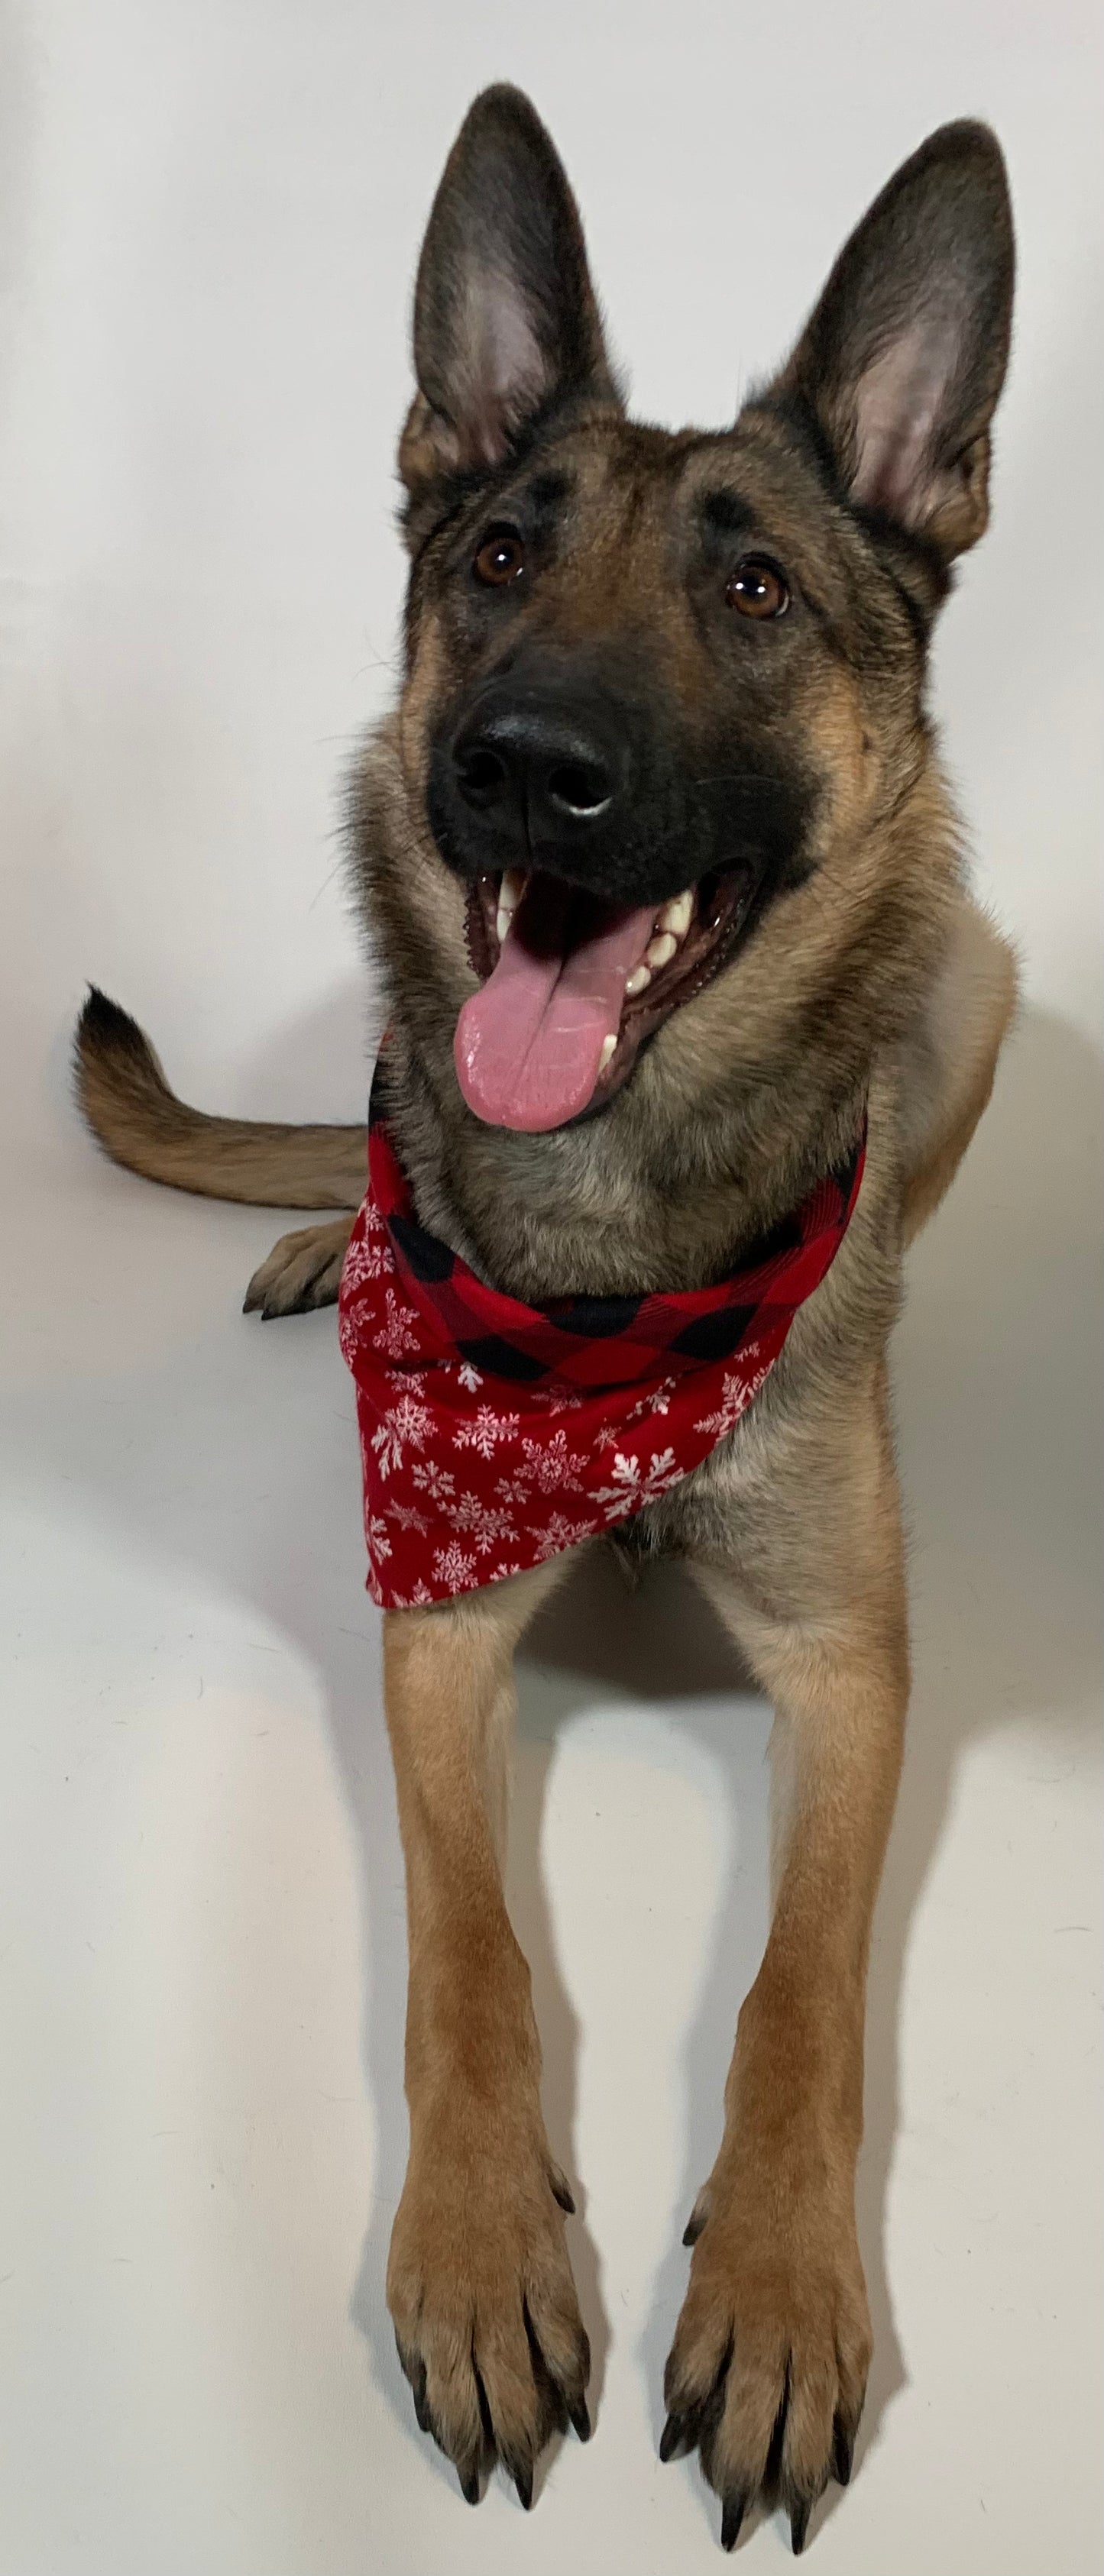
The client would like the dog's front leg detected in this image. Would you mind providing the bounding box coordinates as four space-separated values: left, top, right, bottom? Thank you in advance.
664 1371 908 2552
382 1563 591 2507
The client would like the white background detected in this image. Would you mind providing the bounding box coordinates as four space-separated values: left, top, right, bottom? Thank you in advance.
1 4 1100 2571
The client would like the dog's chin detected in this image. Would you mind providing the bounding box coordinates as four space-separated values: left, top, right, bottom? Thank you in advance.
459 862 766 1125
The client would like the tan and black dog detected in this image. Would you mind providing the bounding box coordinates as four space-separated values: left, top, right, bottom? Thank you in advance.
76 88 1017 2553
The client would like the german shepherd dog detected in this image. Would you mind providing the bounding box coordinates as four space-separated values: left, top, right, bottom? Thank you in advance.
76 88 1017 2552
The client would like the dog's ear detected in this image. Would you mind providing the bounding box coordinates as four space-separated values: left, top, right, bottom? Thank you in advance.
774 122 1014 560
399 86 618 495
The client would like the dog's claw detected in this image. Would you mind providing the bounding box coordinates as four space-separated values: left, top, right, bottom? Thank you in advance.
458 2459 481 2507
832 2416 855 2487
790 2497 812 2555
659 2410 687 2462
513 2461 534 2511
720 2488 749 2549
568 2393 591 2442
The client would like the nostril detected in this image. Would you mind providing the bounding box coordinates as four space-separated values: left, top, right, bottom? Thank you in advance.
455 743 509 807
546 758 612 819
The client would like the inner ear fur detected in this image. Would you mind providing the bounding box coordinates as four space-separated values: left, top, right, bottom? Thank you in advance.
399 85 619 496
772 121 1015 560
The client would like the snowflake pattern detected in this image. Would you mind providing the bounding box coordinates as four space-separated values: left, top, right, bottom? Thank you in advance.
453 1493 520 1554
453 1404 521 1459
410 1459 455 1503
591 1446 684 1520
526 1510 595 1561
693 1353 771 1440
375 1288 422 1362
432 1539 478 1590
370 1391 435 1479
336 1118 855 1609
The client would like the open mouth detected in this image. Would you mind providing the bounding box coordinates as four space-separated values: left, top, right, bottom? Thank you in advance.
455 863 762 1132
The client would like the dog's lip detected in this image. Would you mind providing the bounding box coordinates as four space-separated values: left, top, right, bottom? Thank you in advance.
461 864 761 1119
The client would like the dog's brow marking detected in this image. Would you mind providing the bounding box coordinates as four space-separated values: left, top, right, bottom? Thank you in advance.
525 469 573 511
699 489 758 538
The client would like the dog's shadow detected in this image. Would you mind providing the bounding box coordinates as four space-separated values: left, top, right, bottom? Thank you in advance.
13 994 1100 2545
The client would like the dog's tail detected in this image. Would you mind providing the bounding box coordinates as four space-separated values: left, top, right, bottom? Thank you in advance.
73 988 367 1207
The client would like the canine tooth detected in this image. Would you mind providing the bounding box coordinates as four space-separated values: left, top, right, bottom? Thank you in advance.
597 1033 617 1072
495 868 526 945
645 931 678 971
656 890 693 940
624 963 652 997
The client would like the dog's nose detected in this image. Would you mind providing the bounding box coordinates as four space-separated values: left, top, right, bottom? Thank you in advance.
451 700 623 858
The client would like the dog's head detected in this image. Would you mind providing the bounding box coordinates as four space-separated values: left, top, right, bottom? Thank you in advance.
380 88 1013 1137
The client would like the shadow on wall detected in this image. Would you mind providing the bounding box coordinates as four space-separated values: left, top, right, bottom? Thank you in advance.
8 991 1102 2537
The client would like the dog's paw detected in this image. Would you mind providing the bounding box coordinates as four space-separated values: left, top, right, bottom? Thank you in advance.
387 2119 590 2507
661 2151 870 2553
242 1217 355 1319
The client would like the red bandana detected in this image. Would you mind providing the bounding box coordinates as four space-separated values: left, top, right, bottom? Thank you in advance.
338 1073 865 1611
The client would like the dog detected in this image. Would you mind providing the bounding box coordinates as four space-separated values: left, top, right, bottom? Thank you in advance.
75 86 1017 2553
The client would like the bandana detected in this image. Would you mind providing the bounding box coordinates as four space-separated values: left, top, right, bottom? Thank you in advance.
338 1070 865 1611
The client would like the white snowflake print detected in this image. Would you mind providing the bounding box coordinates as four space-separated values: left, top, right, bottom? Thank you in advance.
385 1500 432 1534
693 1356 769 1440
488 1561 525 1583
525 1385 584 1413
432 1539 478 1590
341 1215 393 1290
626 1373 678 1423
591 1446 683 1520
516 1428 588 1494
370 1392 435 1479
364 1513 392 1560
390 1579 434 1608
452 1404 521 1460
455 1360 484 1392
453 1493 519 1554
526 1510 594 1561
374 1288 421 1362
410 1459 455 1504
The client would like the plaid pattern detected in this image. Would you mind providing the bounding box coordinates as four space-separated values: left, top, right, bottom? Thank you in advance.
338 1064 866 1610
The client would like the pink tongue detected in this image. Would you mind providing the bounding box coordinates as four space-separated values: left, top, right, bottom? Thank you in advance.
455 879 658 1132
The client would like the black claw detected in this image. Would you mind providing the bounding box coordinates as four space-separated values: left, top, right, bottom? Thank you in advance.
458 2460 481 2507
831 2417 855 2487
513 2461 534 2512
568 2393 591 2443
659 2410 688 2463
790 2497 812 2555
683 2207 707 2247
720 2490 748 2550
550 2173 576 2214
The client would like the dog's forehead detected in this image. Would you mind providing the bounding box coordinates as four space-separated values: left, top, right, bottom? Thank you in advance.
520 409 850 597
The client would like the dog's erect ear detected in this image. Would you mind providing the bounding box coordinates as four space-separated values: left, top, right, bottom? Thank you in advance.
774 122 1014 560
399 86 618 494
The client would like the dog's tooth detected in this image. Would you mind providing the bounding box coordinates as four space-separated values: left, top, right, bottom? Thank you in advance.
597 1033 617 1072
656 890 693 940
625 963 652 997
495 903 511 943
500 867 526 910
646 931 678 971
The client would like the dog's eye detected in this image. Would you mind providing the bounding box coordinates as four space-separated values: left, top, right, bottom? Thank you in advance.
473 528 526 587
726 555 789 619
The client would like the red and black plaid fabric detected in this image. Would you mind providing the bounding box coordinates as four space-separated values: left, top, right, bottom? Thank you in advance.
338 1066 866 1609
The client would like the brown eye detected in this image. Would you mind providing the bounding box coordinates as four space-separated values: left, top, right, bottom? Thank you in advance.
473 528 526 587
726 554 789 619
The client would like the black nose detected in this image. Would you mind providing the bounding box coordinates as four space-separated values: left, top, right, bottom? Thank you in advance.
451 693 626 861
